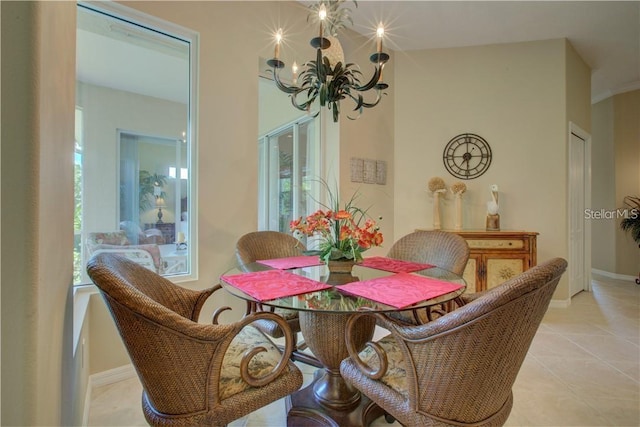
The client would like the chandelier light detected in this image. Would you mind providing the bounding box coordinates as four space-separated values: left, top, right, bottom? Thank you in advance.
267 0 389 122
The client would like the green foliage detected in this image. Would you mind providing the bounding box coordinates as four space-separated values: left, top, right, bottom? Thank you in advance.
139 170 167 213
73 162 83 284
74 163 82 231
620 196 640 245
290 178 383 262
297 56 366 122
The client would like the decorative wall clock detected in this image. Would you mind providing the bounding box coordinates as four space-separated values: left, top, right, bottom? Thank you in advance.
443 133 492 180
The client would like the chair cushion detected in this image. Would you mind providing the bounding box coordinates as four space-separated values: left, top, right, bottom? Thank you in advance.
358 334 409 400
387 305 448 325
91 244 163 272
220 325 285 400
274 307 298 321
87 231 130 252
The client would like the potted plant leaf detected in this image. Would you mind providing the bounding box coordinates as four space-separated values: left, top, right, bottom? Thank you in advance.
139 170 167 214
619 195 640 284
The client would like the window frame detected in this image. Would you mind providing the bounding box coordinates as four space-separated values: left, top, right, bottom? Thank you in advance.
258 115 321 232
76 1 199 284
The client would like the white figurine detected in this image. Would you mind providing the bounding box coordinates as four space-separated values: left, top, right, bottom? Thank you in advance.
486 184 500 231
451 181 467 230
428 177 447 230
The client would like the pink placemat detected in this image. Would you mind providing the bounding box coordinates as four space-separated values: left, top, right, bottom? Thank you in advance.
221 270 332 301
360 256 434 273
337 273 463 309
257 255 324 270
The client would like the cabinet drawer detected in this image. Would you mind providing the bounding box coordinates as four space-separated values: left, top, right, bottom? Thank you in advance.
466 239 525 250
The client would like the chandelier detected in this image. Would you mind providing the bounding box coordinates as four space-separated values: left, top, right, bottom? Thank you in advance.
267 0 389 122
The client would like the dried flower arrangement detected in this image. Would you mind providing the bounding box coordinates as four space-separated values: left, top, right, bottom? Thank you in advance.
450 181 467 195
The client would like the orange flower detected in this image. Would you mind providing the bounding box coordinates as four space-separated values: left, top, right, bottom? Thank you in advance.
334 210 351 220
289 183 383 262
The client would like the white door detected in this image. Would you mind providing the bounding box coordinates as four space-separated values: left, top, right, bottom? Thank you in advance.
569 128 589 297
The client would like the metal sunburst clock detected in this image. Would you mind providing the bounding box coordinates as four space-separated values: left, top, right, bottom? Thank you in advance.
443 133 492 180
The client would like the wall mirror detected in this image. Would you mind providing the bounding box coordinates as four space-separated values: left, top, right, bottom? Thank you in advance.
257 58 322 236
75 2 198 283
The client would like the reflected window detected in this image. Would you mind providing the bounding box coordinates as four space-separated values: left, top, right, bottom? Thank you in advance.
75 3 197 283
258 117 320 233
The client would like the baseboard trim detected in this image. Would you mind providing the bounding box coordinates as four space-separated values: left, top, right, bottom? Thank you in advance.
84 364 136 424
91 364 136 388
82 379 92 427
592 268 637 282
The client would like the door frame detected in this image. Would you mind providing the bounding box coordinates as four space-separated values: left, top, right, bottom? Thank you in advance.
568 122 592 294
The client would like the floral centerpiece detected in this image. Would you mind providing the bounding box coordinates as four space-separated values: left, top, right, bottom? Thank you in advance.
290 183 383 263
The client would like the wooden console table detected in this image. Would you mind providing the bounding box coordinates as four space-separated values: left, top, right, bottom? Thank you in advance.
145 222 175 243
453 230 538 293
417 229 538 293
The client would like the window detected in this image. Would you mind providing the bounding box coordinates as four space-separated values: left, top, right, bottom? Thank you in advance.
73 107 84 284
258 116 320 233
75 2 198 284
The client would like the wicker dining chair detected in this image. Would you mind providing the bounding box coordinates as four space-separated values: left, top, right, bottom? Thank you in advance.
340 257 568 427
87 253 303 427
235 231 321 367
387 230 470 323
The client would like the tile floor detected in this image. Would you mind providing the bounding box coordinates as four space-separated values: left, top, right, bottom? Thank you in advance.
88 273 639 426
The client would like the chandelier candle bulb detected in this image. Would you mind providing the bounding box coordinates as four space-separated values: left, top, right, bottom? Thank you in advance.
292 61 298 84
274 29 282 60
318 4 326 39
376 25 384 54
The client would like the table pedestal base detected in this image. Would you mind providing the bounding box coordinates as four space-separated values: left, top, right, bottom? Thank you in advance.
286 369 385 427
287 311 382 426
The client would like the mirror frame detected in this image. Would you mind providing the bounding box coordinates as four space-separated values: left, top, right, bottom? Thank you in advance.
77 1 199 283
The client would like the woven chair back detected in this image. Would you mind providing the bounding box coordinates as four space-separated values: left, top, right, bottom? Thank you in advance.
387 230 469 275
86 253 220 416
401 258 567 423
236 231 306 265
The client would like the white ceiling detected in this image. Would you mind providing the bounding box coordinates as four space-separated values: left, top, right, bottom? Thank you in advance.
77 1 640 104
349 0 640 102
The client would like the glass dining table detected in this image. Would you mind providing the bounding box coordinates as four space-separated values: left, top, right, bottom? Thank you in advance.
220 260 466 427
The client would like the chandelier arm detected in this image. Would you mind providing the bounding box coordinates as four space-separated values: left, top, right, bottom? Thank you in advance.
354 65 382 92
348 89 383 110
346 94 363 120
272 68 300 94
359 90 383 109
316 49 326 82
346 110 363 121
290 90 316 112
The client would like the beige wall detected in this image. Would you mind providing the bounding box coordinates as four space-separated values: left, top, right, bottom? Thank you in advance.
258 77 307 135
393 39 586 301
591 90 640 277
591 97 617 272
565 40 592 132
89 294 130 373
1 1 76 425
614 90 640 275
339 28 396 255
